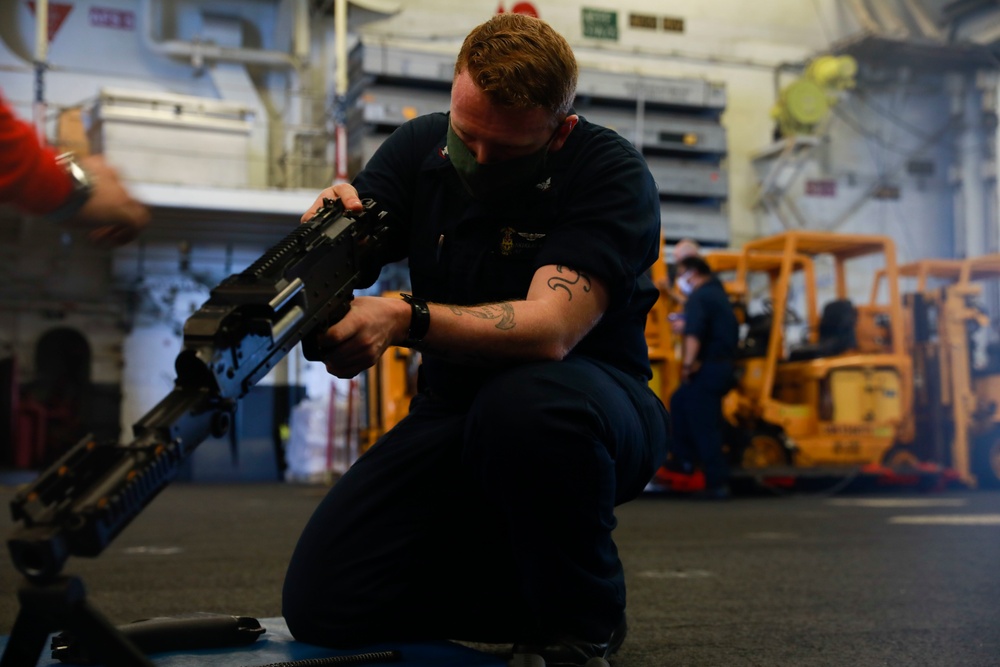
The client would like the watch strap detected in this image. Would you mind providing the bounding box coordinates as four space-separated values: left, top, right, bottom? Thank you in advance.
400 293 430 347
45 153 94 223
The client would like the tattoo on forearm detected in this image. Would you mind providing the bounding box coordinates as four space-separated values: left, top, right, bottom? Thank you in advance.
448 302 517 330
547 265 592 301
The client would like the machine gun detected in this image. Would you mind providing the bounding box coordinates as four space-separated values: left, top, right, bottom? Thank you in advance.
2 198 395 666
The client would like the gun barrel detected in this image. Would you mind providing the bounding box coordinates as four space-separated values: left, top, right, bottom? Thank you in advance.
8 388 219 581
5 199 395 581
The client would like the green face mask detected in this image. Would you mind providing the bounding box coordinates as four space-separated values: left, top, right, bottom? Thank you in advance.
446 123 552 200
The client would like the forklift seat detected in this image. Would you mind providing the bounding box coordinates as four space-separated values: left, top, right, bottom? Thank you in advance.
738 312 772 358
788 299 858 361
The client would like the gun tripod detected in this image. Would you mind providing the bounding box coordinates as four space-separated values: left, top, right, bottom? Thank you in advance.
1 575 154 667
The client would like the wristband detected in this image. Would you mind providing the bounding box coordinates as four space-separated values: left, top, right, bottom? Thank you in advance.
400 293 430 347
45 153 94 223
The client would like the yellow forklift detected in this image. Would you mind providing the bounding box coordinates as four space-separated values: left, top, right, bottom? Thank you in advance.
644 244 683 407
878 257 1000 487
703 248 819 469
713 231 917 474
362 292 420 451
643 245 778 411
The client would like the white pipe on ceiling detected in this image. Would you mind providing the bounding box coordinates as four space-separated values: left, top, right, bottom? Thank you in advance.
864 0 910 39
900 0 944 41
842 0 884 35
138 0 299 70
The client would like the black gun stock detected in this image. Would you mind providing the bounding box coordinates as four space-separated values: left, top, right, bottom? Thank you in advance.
8 198 394 582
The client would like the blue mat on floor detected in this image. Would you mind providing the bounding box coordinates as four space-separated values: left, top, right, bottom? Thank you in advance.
0 617 506 666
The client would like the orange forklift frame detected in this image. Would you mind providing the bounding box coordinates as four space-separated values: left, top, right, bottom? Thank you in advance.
721 231 915 469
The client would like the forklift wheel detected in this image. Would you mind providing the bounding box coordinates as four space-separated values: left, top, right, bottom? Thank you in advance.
741 432 789 469
882 445 921 470
973 433 1000 489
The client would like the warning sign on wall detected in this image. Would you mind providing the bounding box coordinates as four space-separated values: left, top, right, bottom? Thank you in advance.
26 2 74 42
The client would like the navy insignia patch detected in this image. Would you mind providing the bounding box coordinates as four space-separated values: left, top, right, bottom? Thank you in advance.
500 227 515 256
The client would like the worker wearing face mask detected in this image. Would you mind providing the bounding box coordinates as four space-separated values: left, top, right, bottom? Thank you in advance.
675 270 694 299
667 255 739 499
661 238 700 335
283 14 669 665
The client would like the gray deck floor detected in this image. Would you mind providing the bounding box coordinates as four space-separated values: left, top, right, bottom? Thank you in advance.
1 482 998 666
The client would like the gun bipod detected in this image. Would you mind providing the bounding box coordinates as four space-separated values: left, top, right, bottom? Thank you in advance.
1 574 153 667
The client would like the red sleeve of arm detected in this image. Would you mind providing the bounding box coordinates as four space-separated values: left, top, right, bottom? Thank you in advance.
0 93 73 215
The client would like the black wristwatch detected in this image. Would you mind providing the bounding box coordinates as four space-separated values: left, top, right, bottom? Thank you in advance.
400 293 430 348
45 153 94 223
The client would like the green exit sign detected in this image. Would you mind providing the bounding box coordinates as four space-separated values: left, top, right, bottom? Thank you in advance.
582 8 618 41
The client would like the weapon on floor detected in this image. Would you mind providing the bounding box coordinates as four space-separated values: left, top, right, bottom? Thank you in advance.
2 198 396 667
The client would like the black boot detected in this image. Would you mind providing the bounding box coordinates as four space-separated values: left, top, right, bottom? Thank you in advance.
510 616 627 666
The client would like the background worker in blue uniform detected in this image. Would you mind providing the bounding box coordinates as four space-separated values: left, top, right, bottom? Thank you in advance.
669 255 739 499
281 13 670 666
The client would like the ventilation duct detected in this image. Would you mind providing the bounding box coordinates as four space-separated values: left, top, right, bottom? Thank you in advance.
843 0 1000 53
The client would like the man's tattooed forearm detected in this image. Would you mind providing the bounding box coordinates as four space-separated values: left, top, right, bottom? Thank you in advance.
447 302 516 330
547 265 592 301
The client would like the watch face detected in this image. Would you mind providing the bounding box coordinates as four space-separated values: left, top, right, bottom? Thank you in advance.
46 154 95 222
68 161 88 186
59 154 92 191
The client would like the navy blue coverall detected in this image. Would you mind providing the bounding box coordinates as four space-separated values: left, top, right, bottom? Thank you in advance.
282 112 670 647
669 276 738 489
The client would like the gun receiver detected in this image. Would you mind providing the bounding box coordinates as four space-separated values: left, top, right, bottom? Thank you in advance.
8 198 393 582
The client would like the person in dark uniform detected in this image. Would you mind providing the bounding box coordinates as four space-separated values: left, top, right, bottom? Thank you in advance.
281 13 669 666
669 255 739 499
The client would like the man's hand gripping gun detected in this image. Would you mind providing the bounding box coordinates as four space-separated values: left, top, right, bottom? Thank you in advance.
7 199 393 582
